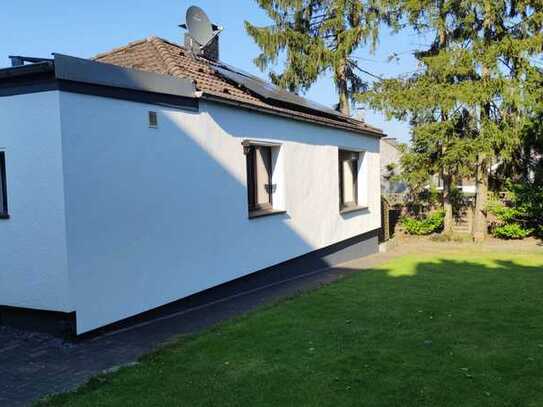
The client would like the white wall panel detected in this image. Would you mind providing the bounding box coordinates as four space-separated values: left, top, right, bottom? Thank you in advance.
0 91 71 312
59 93 381 333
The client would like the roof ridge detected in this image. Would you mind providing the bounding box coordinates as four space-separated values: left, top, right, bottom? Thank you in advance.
149 36 223 70
150 36 185 50
148 37 183 77
148 37 221 91
93 38 150 60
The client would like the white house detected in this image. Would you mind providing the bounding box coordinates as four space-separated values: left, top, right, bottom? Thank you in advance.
0 34 384 336
380 137 407 195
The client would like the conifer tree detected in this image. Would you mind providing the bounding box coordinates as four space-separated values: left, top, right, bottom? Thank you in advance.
360 0 477 234
362 0 543 239
245 0 386 115
456 0 542 240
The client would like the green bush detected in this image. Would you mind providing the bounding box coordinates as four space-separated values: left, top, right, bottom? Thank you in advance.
488 183 543 240
493 223 533 240
402 211 445 235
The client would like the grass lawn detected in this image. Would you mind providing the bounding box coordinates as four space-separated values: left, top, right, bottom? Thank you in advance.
38 247 543 407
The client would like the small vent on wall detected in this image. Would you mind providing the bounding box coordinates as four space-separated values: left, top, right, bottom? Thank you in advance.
148 111 158 128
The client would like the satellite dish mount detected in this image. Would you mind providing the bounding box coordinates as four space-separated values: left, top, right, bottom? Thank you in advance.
180 6 222 61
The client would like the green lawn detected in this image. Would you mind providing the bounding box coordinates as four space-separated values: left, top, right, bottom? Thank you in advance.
39 248 543 407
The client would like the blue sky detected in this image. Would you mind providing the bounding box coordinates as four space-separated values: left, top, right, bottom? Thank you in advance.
1 1 428 143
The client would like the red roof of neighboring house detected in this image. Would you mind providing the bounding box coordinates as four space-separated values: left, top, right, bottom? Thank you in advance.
94 37 383 137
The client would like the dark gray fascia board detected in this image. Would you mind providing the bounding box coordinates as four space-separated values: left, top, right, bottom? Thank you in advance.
0 54 197 108
53 54 196 98
8 56 53 67
0 62 54 79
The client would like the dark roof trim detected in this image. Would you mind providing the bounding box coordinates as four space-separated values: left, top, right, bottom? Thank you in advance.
0 61 54 79
0 77 198 111
58 80 198 111
201 93 384 138
0 54 199 110
8 56 53 67
0 54 383 137
0 54 196 100
0 80 57 97
53 54 196 98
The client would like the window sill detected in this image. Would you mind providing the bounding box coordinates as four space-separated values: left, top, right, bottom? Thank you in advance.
249 208 287 219
340 206 368 215
0 213 10 220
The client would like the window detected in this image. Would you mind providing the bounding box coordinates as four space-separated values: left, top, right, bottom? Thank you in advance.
339 149 360 211
0 152 8 218
246 144 273 211
244 143 284 218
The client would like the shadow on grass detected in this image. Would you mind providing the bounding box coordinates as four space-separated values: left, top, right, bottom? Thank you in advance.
335 257 543 280
36 252 543 407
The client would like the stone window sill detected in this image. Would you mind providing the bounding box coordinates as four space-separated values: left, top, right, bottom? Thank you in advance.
340 206 368 215
249 209 287 219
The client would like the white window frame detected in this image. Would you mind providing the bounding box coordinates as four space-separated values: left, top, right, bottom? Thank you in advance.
338 148 368 214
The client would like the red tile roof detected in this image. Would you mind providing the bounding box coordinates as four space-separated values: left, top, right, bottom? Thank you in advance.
94 37 383 137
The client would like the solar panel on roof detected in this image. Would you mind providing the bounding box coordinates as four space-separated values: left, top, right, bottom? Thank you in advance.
213 63 344 119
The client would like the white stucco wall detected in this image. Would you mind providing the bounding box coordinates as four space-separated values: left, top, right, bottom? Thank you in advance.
0 91 72 312
58 92 381 334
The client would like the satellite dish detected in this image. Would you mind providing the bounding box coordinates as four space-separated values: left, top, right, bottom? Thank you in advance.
186 6 214 47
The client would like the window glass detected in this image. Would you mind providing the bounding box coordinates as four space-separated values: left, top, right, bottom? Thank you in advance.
342 159 355 204
255 147 271 207
339 150 359 210
246 145 274 214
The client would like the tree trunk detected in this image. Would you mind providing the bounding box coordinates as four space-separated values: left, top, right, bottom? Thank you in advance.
473 9 492 242
337 59 350 116
473 156 489 241
338 87 350 116
442 172 454 235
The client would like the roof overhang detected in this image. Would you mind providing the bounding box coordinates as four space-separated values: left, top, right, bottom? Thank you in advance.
53 54 196 97
201 92 385 138
0 54 198 110
0 53 384 138
0 61 54 79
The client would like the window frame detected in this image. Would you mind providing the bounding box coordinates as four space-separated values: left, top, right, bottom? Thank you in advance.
243 141 285 219
338 149 361 213
246 144 273 212
0 152 8 219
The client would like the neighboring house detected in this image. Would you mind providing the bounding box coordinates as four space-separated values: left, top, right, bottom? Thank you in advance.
380 137 407 195
433 175 477 196
0 33 384 336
